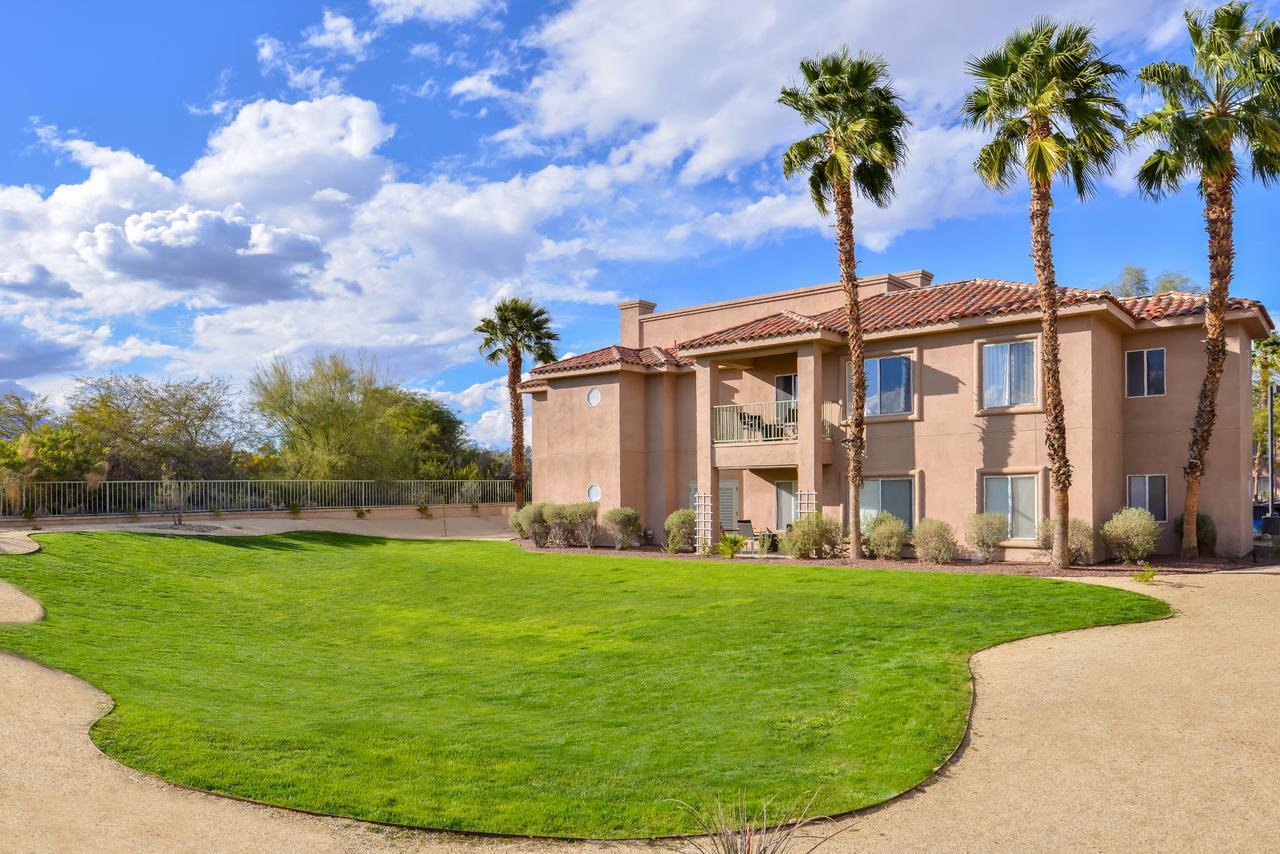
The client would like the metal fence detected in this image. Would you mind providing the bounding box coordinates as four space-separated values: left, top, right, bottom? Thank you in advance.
0 479 523 519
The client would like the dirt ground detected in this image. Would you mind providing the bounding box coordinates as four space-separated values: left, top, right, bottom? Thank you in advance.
2 523 1277 853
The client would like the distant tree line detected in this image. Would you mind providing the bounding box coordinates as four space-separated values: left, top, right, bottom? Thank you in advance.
0 352 516 486
1106 265 1203 297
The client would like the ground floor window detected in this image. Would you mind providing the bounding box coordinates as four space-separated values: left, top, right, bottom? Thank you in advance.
983 474 1037 540
1126 474 1168 523
775 480 797 529
860 477 913 528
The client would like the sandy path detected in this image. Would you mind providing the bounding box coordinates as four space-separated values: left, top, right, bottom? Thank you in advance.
1 536 1277 852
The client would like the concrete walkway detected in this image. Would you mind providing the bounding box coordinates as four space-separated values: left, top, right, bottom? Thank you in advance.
1 529 1277 852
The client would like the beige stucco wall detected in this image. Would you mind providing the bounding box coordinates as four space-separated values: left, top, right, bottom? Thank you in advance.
531 280 1265 559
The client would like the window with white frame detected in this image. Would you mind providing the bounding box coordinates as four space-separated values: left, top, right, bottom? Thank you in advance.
860 477 914 528
982 340 1036 409
983 474 1037 540
847 356 912 416
1126 474 1168 523
1125 348 1166 397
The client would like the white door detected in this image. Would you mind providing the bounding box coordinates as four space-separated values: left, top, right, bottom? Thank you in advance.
776 480 797 529
719 480 740 531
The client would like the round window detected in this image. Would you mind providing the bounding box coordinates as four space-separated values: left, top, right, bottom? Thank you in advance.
586 387 601 407
586 483 602 502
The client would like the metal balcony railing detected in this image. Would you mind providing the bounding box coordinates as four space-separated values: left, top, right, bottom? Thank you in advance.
713 400 843 444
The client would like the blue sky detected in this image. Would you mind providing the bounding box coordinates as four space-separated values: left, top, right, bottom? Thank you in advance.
2 0 1277 445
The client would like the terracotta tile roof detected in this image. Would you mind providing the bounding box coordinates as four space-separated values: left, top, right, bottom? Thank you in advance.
1118 290 1265 321
529 345 689 377
677 279 1116 350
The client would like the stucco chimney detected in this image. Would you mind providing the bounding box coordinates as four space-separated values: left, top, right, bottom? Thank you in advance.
894 269 934 289
618 299 656 348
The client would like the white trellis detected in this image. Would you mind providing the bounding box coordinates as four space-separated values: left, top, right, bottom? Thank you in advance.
796 489 818 518
694 491 715 551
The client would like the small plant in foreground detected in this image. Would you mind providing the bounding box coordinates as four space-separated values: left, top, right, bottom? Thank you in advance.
418 504 434 519
470 502 480 514
912 518 958 563
602 507 643 550
966 513 1009 563
664 508 696 552
209 507 222 518
1036 516 1095 564
287 502 302 519
354 507 368 519
717 533 748 559
1101 507 1158 563
671 790 843 854
865 511 909 559
1131 561 1159 583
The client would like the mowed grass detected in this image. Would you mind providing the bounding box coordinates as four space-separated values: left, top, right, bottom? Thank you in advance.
0 532 1167 837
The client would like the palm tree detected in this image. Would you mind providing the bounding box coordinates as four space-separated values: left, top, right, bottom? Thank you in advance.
778 49 909 561
1127 1 1280 557
475 298 559 509
961 20 1126 571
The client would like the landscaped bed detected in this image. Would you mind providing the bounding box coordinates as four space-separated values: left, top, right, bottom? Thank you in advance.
0 531 1168 838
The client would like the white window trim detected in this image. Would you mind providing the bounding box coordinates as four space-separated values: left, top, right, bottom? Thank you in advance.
1125 348 1167 398
585 387 602 407
861 476 914 526
980 339 1038 410
1126 473 1169 524
983 474 1038 540
774 373 798 401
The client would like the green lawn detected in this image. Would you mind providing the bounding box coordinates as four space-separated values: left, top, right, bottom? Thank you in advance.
0 532 1167 837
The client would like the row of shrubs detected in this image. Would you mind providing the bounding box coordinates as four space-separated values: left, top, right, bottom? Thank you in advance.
511 500 1209 564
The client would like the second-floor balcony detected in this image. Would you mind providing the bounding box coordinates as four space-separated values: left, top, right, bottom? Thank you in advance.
712 400 844 444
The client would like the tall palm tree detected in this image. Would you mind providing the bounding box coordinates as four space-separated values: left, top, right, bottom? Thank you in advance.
475 297 559 509
779 49 910 561
961 20 1126 571
1127 1 1280 557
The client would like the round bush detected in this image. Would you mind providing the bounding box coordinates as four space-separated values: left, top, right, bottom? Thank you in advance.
1173 513 1216 557
966 513 1009 563
663 508 696 552
1035 517 1095 565
865 511 909 559
912 518 958 563
602 507 643 550
779 513 844 559
518 502 549 547
1101 507 1159 563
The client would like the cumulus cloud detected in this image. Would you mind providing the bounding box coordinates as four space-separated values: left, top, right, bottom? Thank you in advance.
304 10 376 59
0 264 79 300
0 317 82 381
74 205 327 304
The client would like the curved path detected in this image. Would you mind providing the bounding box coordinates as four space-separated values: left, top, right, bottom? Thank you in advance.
1 531 1277 852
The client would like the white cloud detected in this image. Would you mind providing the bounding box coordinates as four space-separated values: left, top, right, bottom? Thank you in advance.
450 69 516 101
304 10 376 59
372 0 500 24
256 35 343 97
74 205 327 305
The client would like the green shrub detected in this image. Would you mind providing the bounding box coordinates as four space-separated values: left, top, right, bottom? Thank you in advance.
663 508 696 553
1101 507 1159 563
912 518 958 563
779 513 843 559
1035 517 1095 565
517 502 548 547
554 501 599 548
716 532 748 558
287 502 302 519
543 503 572 546
418 504 434 519
1131 561 1159 583
507 510 525 538
1173 513 1216 557
602 507 643 549
966 513 1009 563
865 511 909 559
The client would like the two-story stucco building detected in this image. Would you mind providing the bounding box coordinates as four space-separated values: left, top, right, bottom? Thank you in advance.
519 271 1272 560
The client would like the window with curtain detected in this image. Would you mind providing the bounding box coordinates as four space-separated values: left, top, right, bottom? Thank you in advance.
1126 474 1168 523
847 356 912 416
1125 349 1166 397
983 474 1037 539
982 340 1035 408
860 477 914 528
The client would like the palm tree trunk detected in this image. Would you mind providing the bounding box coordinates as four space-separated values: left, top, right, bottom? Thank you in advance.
507 347 527 509
1181 170 1235 557
1028 142 1072 571
833 178 865 561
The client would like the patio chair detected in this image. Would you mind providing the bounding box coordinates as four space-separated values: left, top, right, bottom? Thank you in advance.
737 519 759 554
